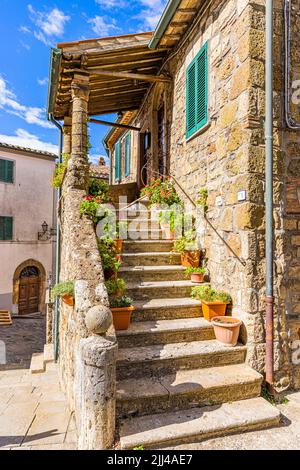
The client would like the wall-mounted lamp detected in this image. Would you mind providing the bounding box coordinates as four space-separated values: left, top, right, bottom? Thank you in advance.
38 221 56 241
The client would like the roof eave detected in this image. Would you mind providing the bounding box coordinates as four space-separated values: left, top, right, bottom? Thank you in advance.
47 48 62 117
148 0 182 50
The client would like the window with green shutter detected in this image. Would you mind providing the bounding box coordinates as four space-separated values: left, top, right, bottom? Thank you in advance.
124 133 131 177
186 42 208 139
0 159 14 183
115 141 121 182
0 217 13 240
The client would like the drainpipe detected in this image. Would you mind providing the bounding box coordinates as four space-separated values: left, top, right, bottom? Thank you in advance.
265 0 274 391
48 114 63 362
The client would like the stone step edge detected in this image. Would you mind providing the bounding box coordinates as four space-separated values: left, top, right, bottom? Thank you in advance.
133 298 202 311
119 265 186 272
119 397 281 449
116 318 212 337
30 352 45 374
117 341 247 367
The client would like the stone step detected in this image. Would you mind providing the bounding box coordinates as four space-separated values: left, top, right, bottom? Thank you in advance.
43 344 55 364
117 340 247 380
127 280 206 300
128 229 165 240
117 318 214 348
30 353 45 374
122 252 181 266
119 397 281 449
123 240 174 253
119 265 186 283
132 298 202 322
116 364 263 418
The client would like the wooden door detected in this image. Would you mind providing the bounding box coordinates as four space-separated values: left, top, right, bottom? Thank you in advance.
157 105 166 177
19 276 40 315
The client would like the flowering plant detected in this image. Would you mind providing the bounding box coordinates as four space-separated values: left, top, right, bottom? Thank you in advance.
80 195 104 224
141 178 182 206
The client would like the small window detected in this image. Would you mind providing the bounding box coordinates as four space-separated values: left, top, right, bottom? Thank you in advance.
115 141 121 182
0 217 13 240
0 159 14 183
186 42 208 139
124 133 131 177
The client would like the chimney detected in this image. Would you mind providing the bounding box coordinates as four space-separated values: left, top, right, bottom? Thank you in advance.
99 157 105 166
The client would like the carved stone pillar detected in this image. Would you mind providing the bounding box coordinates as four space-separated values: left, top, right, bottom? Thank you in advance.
63 116 72 155
67 73 90 190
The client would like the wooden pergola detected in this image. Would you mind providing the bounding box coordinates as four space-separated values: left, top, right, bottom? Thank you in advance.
48 32 169 120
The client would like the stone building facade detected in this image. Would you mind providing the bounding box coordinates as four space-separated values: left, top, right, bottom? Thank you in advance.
105 0 300 391
0 143 56 315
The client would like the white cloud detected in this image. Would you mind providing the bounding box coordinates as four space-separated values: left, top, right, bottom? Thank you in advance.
95 0 127 8
20 41 31 51
88 15 120 36
138 0 167 29
0 75 53 129
0 129 58 155
19 25 31 34
37 77 48 86
28 5 70 45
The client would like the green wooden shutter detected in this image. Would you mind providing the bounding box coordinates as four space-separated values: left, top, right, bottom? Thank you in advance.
0 159 14 183
124 133 131 177
115 141 121 182
186 42 208 138
186 61 197 138
0 217 13 240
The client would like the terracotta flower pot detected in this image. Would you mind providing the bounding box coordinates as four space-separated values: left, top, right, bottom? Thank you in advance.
62 294 74 307
111 306 135 330
115 239 123 253
181 250 200 268
201 300 228 322
212 316 242 347
191 272 204 283
161 224 175 240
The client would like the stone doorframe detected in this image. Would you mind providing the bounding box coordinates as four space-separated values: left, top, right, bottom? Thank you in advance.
13 259 47 315
150 82 169 177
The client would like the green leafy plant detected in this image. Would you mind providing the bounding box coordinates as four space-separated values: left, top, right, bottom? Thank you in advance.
133 445 145 451
52 153 71 188
185 267 205 277
173 231 198 254
197 188 208 213
97 237 121 272
110 295 133 308
141 178 182 206
80 195 114 227
105 278 126 296
88 178 112 203
191 285 232 303
51 280 74 299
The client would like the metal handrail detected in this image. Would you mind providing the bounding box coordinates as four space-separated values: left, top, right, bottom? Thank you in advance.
148 168 246 266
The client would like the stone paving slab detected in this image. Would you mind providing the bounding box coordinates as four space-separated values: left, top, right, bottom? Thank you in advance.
0 365 77 451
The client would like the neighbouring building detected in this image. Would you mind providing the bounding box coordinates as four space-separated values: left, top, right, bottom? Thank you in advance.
47 0 300 450
0 143 57 315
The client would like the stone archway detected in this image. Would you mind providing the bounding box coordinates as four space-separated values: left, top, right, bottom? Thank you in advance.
13 259 47 315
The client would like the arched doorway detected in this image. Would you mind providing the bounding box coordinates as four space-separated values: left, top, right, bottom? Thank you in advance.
19 267 40 315
13 260 46 315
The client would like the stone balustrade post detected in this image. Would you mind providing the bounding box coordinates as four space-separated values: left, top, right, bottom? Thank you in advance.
63 116 72 155
76 305 117 450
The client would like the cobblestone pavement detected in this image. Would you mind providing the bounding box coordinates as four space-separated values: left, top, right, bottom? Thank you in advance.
0 315 46 370
0 364 77 450
163 391 300 450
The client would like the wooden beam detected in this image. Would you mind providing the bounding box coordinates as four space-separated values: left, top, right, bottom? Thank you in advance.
89 69 172 83
89 118 140 131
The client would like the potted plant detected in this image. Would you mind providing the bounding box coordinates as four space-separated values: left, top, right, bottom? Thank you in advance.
52 280 75 307
98 237 122 280
110 295 135 331
105 278 126 298
212 317 242 347
185 267 205 283
191 285 232 322
140 178 182 207
173 231 201 267
114 220 128 253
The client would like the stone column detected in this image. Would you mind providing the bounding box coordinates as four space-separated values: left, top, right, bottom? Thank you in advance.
63 116 72 155
67 73 90 190
76 305 117 450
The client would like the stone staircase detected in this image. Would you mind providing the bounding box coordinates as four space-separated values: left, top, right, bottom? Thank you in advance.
115 201 280 449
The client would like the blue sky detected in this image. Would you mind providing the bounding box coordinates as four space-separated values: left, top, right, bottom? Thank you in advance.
0 0 167 162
